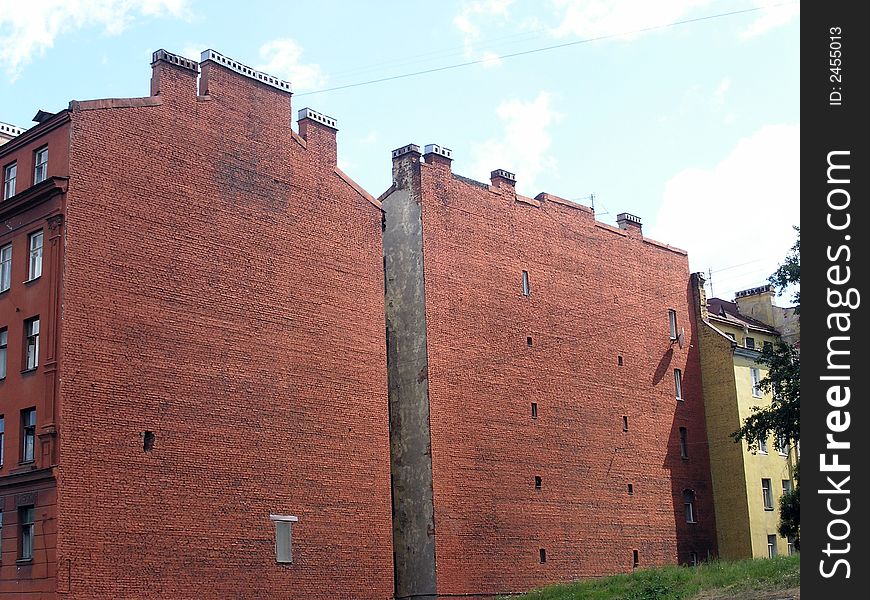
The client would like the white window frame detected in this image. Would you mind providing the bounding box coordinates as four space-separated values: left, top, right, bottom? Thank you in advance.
684 490 696 523
3 162 15 200
767 534 778 558
750 367 762 398
28 230 43 281
668 309 678 340
759 436 768 454
270 514 298 563
521 270 530 297
33 146 48 184
674 368 683 401
25 317 39 371
0 328 6 380
0 244 11 292
761 478 773 510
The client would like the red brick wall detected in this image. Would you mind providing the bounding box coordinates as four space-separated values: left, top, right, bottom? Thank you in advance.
55 59 393 599
416 160 717 595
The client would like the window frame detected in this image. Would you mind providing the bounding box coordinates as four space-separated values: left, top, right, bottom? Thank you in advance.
674 368 683 401
759 436 768 454
33 146 48 184
521 270 530 297
745 336 755 349
0 327 7 380
0 243 11 292
24 316 40 371
28 230 44 281
2 161 15 200
0 414 4 467
683 489 696 523
21 407 36 464
679 427 688 459
19 505 35 561
750 367 762 398
668 309 678 340
761 478 774 510
767 534 778 558
269 514 298 564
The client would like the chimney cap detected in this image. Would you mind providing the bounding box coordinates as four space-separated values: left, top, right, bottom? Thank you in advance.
0 120 25 137
616 212 642 225
490 168 516 182
200 49 291 93
298 107 338 130
151 49 199 73
423 144 453 160
392 144 421 159
735 284 775 298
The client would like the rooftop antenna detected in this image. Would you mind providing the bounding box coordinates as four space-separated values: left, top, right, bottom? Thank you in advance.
708 267 714 298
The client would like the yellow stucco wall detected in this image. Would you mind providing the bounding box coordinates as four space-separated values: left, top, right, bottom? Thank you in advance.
699 318 797 559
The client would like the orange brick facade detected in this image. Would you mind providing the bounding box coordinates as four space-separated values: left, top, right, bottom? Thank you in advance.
1 51 393 599
383 147 718 598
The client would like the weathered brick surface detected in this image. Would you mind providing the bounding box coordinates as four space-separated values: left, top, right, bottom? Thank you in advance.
415 158 718 595
51 59 393 599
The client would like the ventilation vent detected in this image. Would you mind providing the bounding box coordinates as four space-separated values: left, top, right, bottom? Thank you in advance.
151 49 199 73
491 168 516 182
616 212 642 225
298 108 337 129
392 144 421 159
423 144 453 159
0 121 25 137
200 49 291 92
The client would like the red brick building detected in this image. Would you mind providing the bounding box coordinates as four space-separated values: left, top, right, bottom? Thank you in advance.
383 145 718 598
0 49 393 599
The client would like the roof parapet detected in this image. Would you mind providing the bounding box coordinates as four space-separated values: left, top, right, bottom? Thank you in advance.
200 49 291 93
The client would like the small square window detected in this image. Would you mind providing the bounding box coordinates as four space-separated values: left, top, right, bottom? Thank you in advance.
33 147 48 184
745 336 755 349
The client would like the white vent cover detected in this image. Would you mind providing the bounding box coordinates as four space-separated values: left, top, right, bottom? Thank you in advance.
491 169 516 182
200 49 291 93
298 108 337 130
616 212 642 225
423 144 453 159
151 49 199 73
0 121 25 137
392 144 421 159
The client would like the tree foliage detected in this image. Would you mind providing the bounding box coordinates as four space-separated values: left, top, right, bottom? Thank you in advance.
769 226 800 312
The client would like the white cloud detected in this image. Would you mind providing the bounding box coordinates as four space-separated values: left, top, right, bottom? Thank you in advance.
648 124 800 300
0 0 189 80
469 91 562 195
740 0 800 39
255 38 326 92
713 78 731 104
550 0 710 39
180 43 209 63
453 0 514 60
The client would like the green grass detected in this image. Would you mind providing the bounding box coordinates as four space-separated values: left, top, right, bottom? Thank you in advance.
504 554 799 600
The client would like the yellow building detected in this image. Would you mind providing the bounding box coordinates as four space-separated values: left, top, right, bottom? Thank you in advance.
691 273 798 560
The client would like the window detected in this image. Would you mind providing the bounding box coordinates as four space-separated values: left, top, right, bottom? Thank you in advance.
787 536 796 556
762 478 773 510
24 317 39 370
33 147 48 184
617 354 623 366
531 402 538 419
759 436 768 454
750 367 762 397
539 548 547 563
0 244 10 291
668 309 678 339
684 490 696 523
782 479 793 496
632 549 639 568
521 270 530 296
690 551 699 566
19 506 35 560
0 328 6 379
2 162 15 200
775 435 788 456
674 369 683 401
534 476 542 490
745 336 755 349
767 534 778 558
270 514 298 563
622 416 629 431
526 336 533 347
679 427 688 459
763 340 773 352
21 408 36 463
627 483 634 495
28 230 43 280
0 415 4 466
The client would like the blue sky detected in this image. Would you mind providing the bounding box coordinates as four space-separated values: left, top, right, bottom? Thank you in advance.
0 0 799 302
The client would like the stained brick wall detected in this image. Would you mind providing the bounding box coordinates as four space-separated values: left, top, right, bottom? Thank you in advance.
53 57 393 599
386 152 718 596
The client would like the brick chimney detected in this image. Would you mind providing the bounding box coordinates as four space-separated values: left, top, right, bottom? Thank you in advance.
691 272 709 322
298 108 338 166
423 144 452 172
150 49 199 98
490 169 516 189
616 212 642 236
391 144 422 188
734 284 776 325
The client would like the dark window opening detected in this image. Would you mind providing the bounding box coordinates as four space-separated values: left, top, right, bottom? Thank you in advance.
527 336 533 346
628 483 634 495
618 354 623 366
633 549 639 568
522 270 530 296
534 476 542 490
143 431 155 452
623 416 629 431
539 548 547 563
679 427 688 459
531 402 538 419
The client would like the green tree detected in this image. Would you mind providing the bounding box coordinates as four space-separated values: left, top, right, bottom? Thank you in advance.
732 226 800 548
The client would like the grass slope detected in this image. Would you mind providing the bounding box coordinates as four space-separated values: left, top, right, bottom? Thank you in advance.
506 555 800 600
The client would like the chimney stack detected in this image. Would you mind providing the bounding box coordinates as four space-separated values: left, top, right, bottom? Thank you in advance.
391 144 422 187
423 144 453 171
490 169 516 189
298 108 338 166
150 49 199 98
616 212 642 236
734 284 777 325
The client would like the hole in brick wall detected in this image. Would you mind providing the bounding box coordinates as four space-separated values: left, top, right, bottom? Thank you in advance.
527 336 533 346
623 416 629 431
633 549 639 568
531 402 538 419
540 548 547 563
534 476 542 490
628 483 634 495
143 431 155 452
618 354 623 366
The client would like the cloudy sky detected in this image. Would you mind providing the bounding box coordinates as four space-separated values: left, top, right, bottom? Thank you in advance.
0 0 799 301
